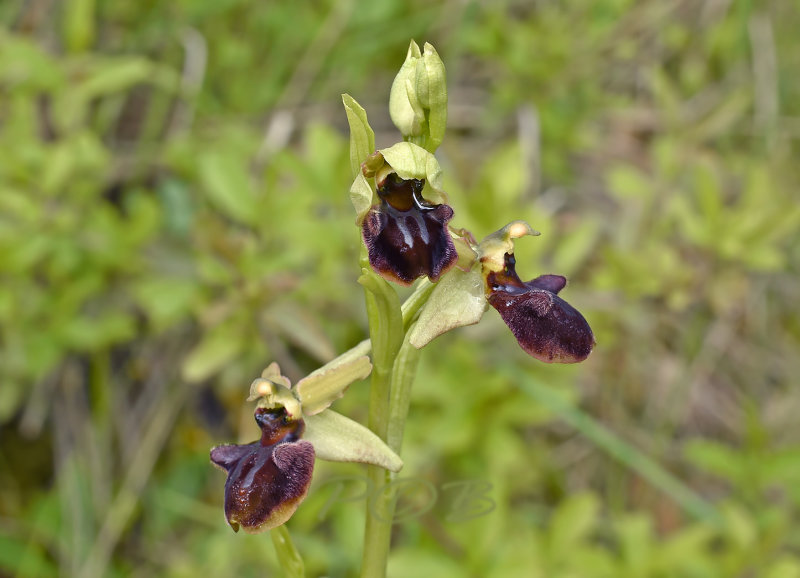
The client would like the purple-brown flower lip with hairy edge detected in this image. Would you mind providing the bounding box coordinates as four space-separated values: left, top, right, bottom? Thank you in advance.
362 171 457 286
210 407 315 533
486 252 595 363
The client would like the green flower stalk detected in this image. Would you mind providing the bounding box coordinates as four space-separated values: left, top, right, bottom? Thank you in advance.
342 42 595 578
210 38 595 578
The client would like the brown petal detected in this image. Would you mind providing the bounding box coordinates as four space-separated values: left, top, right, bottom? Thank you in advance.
527 274 567 294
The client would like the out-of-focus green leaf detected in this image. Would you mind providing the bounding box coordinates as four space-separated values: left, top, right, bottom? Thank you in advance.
63 0 96 53
182 324 244 383
547 492 600 563
198 151 260 226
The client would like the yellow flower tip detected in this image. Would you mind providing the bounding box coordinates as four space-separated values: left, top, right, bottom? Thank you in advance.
247 377 276 402
507 221 540 240
256 380 273 397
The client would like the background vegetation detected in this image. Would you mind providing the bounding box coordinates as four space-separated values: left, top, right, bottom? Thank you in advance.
2 0 799 576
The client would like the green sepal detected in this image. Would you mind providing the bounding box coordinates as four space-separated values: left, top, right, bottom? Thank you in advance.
303 410 403 472
408 264 487 349
378 142 447 205
350 173 374 225
342 93 375 179
294 355 372 416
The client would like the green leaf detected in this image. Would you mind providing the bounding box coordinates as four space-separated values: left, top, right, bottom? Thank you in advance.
133 278 199 329
548 492 599 562
0 533 57 577
342 94 375 179
303 410 403 472
684 439 743 484
198 151 259 225
408 265 487 349
63 0 96 52
182 325 244 383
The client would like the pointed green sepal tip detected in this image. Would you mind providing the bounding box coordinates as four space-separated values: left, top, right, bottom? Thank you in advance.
343 93 376 179
302 410 403 472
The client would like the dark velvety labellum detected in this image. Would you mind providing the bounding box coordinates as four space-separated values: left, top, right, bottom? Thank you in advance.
210 408 314 533
487 254 594 363
363 174 457 285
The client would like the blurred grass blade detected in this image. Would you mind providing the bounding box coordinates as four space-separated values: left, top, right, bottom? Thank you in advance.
505 367 722 526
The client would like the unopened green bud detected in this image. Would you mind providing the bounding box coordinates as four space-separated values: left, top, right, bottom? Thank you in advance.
389 41 448 153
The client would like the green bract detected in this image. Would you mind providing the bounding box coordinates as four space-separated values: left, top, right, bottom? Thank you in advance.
408 263 487 349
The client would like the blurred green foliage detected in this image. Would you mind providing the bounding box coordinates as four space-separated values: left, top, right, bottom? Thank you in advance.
2 0 800 576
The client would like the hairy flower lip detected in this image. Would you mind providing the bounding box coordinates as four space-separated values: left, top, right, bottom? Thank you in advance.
210 407 315 534
487 252 595 363
363 172 457 286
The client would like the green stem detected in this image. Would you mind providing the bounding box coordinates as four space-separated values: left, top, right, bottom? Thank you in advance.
400 279 435 331
387 328 422 453
271 525 305 578
359 275 432 578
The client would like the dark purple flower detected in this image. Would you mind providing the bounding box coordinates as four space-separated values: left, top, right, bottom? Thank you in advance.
487 252 595 363
210 407 315 533
362 172 457 285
